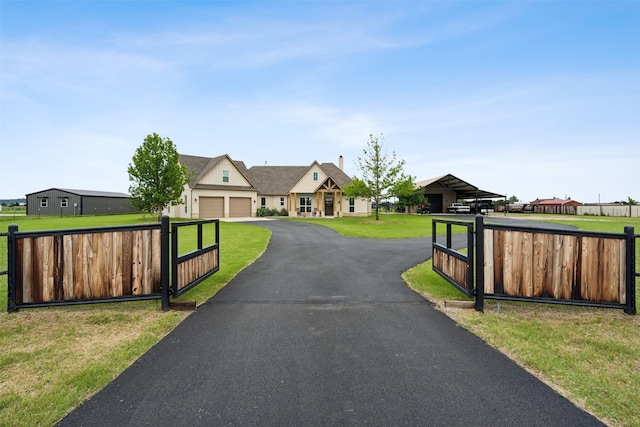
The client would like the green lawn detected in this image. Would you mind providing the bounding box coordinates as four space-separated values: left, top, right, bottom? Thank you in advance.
1 212 638 427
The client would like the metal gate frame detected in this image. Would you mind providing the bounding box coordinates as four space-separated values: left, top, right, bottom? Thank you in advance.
431 219 475 300
431 216 637 315
5 216 220 312
171 218 220 298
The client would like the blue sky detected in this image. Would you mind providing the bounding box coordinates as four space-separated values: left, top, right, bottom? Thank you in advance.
1 0 639 203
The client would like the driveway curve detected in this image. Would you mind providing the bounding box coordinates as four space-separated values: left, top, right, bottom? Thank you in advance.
57 220 601 426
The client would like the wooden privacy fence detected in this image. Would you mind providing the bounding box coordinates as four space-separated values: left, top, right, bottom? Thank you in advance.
432 217 637 315
5 216 219 312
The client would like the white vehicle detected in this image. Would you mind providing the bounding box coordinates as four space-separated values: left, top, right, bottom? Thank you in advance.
447 203 471 214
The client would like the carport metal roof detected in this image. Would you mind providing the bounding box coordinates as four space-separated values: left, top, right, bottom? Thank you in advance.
415 174 504 200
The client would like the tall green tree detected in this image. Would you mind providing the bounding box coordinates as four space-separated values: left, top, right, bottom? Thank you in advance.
626 196 637 217
392 177 425 214
128 133 189 221
343 133 407 220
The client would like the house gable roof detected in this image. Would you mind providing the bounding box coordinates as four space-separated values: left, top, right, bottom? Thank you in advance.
180 153 352 195
179 154 256 189
415 174 504 199
246 161 353 195
318 162 352 188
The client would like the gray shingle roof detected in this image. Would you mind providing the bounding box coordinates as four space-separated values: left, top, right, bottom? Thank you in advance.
319 162 352 188
180 154 353 195
245 166 309 195
179 154 226 186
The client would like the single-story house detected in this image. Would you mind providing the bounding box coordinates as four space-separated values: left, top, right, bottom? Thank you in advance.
167 154 371 219
414 174 504 213
26 188 135 216
531 198 583 215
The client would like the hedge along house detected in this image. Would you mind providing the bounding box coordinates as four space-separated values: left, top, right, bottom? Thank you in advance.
415 174 504 213
170 154 370 219
26 188 135 216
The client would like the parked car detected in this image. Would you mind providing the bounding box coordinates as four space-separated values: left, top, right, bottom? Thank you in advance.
417 205 431 214
447 203 471 214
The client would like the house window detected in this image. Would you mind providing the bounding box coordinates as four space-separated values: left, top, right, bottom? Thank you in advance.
60 198 68 208
40 198 48 208
313 171 318 181
261 197 266 207
280 197 285 206
222 170 229 183
300 196 312 213
349 198 355 213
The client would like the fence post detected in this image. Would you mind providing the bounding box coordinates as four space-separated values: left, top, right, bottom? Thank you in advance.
467 222 474 298
475 215 484 312
171 221 179 298
7 224 18 313
624 226 636 315
432 219 436 247
161 216 170 311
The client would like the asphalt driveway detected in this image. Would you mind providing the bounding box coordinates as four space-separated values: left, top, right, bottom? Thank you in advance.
57 220 601 426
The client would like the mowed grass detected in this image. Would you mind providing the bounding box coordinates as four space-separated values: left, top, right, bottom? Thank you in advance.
1 212 639 426
285 213 434 238
0 214 270 427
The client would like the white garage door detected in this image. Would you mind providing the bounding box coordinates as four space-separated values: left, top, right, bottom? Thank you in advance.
199 197 224 219
229 197 252 217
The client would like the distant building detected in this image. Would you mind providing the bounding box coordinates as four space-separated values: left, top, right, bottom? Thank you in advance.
414 174 503 213
532 198 583 215
26 188 136 216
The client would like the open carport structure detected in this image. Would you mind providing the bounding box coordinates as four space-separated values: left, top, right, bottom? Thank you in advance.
415 174 504 213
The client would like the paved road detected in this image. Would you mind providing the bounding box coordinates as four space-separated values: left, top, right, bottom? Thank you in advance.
57 220 601 426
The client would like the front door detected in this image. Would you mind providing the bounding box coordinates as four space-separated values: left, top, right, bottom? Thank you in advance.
324 194 334 216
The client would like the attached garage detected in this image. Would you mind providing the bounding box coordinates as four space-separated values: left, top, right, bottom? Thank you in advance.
199 197 224 219
229 197 252 217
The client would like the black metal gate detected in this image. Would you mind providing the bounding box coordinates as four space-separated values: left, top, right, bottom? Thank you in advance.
4 216 220 312
431 219 475 300
432 216 637 315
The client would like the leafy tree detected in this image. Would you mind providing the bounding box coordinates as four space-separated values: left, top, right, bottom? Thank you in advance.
342 133 407 220
392 176 425 214
626 196 637 217
128 133 189 221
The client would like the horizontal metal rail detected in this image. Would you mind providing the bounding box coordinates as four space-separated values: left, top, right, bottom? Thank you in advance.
171 219 220 298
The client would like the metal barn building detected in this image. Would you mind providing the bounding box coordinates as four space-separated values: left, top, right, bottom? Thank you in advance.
26 188 136 216
415 174 504 213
